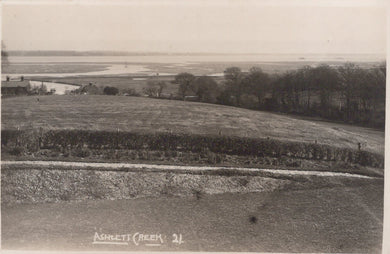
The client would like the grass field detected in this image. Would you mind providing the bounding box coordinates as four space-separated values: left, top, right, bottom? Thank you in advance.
1 180 383 252
38 75 225 95
1 95 384 154
40 75 181 95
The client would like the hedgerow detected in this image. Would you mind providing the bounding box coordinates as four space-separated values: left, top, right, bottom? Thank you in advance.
1 129 383 168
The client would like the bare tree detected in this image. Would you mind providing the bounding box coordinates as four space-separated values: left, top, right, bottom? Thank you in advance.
224 67 244 105
245 67 270 108
143 81 159 97
312 64 340 116
1 41 9 66
173 72 195 99
144 80 167 97
192 76 220 103
156 81 167 97
338 63 364 121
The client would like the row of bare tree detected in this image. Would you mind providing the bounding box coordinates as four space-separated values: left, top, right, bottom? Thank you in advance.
173 63 386 127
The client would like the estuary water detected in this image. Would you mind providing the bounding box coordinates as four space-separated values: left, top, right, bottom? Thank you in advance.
6 53 384 64
2 53 385 78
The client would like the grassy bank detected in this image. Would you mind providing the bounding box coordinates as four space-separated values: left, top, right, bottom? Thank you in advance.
1 95 384 154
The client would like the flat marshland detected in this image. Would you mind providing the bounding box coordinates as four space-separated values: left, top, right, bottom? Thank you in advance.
2 64 110 74
3 59 382 76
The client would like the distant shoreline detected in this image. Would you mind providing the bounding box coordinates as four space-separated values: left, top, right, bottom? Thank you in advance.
4 50 386 60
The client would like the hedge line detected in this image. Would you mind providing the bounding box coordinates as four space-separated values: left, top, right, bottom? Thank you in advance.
1 129 384 168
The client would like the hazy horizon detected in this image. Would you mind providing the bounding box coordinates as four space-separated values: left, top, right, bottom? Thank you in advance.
2 1 386 55
4 50 386 55
3 50 386 60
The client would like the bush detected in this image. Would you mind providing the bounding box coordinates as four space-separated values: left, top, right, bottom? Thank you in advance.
9 146 24 156
122 88 139 96
103 86 119 95
72 147 91 158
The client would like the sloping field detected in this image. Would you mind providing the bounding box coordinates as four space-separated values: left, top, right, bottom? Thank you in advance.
1 95 384 154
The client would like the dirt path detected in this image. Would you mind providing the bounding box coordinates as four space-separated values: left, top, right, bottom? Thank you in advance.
1 160 377 179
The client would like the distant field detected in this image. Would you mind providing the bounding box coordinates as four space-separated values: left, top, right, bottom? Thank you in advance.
1 95 384 154
41 76 180 95
39 75 225 95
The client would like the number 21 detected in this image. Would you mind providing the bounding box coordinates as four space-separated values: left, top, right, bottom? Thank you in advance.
172 233 184 244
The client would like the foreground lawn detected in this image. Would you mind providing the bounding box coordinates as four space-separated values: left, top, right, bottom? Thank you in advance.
2 181 383 252
1 95 384 154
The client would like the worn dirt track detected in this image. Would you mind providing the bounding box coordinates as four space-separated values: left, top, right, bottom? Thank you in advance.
1 160 378 179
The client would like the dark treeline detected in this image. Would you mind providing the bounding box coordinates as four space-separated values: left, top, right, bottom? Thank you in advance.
173 63 386 128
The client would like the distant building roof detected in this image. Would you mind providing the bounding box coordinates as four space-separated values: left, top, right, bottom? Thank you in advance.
1 80 30 88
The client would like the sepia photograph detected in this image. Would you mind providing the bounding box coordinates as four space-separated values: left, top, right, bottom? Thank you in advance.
0 0 388 253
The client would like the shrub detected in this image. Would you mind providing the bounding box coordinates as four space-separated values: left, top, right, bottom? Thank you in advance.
103 86 119 95
72 148 91 158
121 88 139 96
9 146 24 156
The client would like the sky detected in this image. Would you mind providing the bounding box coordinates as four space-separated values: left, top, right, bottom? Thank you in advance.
1 0 387 55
